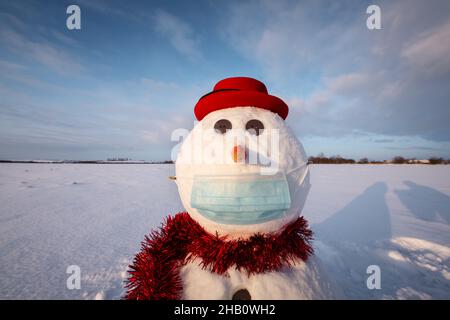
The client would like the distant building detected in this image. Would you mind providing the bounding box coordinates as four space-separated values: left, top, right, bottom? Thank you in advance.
408 159 430 164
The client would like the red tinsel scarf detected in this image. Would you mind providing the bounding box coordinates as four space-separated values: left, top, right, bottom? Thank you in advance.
124 212 313 300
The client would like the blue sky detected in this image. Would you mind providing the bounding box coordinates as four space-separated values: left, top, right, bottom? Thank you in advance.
1 0 450 161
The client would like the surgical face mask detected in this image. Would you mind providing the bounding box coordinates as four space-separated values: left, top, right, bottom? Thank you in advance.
190 172 292 225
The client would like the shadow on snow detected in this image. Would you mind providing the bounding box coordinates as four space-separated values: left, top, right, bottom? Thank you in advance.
312 182 450 299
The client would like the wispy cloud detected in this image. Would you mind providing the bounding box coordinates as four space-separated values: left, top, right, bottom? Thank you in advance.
0 19 84 74
75 1 203 61
373 139 394 143
401 21 450 75
153 9 202 61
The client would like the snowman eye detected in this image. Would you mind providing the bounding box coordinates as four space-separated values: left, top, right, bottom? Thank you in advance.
214 119 232 134
246 119 264 136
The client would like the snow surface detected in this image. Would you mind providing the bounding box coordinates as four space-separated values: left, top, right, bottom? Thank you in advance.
0 163 449 299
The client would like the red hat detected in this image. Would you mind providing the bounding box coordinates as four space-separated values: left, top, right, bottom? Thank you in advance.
194 77 289 121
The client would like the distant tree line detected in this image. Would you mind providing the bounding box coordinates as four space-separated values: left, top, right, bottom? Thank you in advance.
308 154 356 164
308 154 449 165
0 159 175 164
389 156 448 165
107 157 131 161
0 156 446 165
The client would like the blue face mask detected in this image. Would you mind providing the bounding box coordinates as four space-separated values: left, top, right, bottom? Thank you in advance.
190 172 291 225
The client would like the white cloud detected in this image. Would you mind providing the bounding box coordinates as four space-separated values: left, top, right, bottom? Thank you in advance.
0 59 27 71
140 130 160 144
222 0 366 81
153 9 202 61
326 73 370 96
401 21 450 75
0 28 84 74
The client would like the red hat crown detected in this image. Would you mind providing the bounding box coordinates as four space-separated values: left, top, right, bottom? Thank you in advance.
213 77 268 93
194 77 288 121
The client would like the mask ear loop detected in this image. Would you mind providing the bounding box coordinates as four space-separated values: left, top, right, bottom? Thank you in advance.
282 163 310 219
285 161 309 175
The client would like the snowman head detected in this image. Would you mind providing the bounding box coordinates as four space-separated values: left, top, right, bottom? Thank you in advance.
176 77 310 239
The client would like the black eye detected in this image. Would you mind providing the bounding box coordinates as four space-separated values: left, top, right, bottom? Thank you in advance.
246 119 264 136
214 119 232 134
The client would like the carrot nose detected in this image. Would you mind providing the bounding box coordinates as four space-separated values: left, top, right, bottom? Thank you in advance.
232 145 247 163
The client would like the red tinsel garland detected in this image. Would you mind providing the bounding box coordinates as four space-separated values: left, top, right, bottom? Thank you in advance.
124 212 313 300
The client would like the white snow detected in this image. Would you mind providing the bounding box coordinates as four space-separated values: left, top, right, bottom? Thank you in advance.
0 163 449 299
0 163 182 300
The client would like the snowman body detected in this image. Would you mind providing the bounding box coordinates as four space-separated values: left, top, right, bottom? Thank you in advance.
180 256 337 300
175 106 337 299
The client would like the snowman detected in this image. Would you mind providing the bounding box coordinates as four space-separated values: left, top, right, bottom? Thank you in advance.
125 77 338 300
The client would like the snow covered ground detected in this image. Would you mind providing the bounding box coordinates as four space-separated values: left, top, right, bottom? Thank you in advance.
0 164 449 299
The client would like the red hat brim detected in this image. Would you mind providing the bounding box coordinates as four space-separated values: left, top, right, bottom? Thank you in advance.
194 90 289 121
